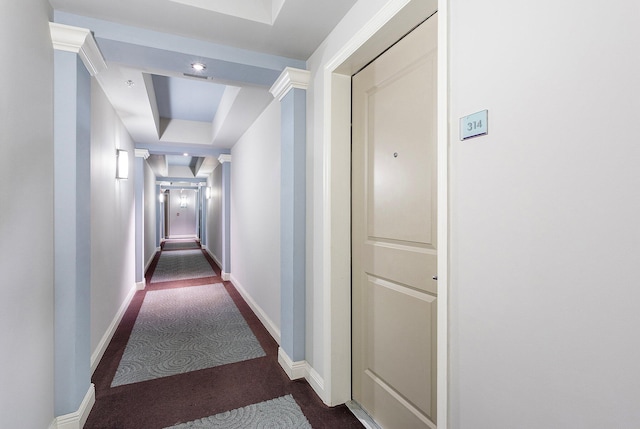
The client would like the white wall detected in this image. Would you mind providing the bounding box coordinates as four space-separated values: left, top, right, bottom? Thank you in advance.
206 163 224 265
90 80 136 354
0 1 54 427
230 99 281 335
448 1 640 427
308 0 640 422
143 160 157 268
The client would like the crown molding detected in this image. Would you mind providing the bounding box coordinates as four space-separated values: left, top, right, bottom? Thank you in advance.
218 154 232 164
49 22 107 77
269 67 310 101
134 149 150 159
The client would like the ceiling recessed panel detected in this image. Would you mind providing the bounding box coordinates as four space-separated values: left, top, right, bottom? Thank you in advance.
169 0 284 25
51 0 358 60
152 74 226 122
166 154 193 166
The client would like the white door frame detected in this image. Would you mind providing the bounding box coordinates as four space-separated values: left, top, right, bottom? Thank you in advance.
321 0 448 426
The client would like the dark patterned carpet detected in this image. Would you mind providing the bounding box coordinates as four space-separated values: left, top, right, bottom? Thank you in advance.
84 247 363 429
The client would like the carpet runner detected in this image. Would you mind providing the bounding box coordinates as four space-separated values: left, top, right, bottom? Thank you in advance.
163 240 201 250
111 284 265 387
151 249 216 283
164 395 312 429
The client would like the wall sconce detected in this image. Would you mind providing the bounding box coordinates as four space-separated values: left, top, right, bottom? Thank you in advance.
158 192 164 203
206 186 212 200
116 149 129 179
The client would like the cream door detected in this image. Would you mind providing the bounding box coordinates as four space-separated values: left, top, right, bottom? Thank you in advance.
352 14 438 429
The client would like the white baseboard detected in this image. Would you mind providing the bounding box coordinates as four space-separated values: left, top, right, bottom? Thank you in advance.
230 274 281 344
91 283 137 374
53 384 95 429
144 250 157 272
203 247 223 271
203 247 229 280
277 348 327 403
278 347 306 380
136 281 145 291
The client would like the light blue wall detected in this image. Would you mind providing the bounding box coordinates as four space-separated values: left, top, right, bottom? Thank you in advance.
206 165 224 265
53 50 92 416
143 161 158 268
156 185 164 246
280 88 306 362
221 162 232 274
134 156 145 283
200 185 207 247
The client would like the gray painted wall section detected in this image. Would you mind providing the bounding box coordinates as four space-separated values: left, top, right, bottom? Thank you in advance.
207 165 223 265
156 185 163 246
200 186 207 247
134 156 144 283
143 161 157 268
280 88 306 362
53 50 92 415
221 162 232 274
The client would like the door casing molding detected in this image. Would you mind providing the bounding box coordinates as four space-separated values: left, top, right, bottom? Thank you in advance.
320 0 449 427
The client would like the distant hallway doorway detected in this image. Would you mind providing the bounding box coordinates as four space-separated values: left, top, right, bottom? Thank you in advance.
167 189 198 238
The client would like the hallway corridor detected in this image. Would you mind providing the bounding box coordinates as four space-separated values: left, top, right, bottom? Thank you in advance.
85 239 362 428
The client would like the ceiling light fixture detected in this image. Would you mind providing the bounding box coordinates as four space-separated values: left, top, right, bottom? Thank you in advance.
191 62 206 72
183 153 189 156
125 80 135 88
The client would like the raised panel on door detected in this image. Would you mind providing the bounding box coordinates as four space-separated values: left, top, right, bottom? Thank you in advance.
353 13 438 429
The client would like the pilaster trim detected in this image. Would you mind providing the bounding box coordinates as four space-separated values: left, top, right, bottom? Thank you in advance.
270 67 310 101
49 22 107 76
278 347 306 380
218 154 232 164
53 384 95 429
276 348 327 404
135 149 150 159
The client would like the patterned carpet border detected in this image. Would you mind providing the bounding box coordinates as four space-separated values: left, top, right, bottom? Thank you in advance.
111 284 266 387
164 395 312 429
151 249 216 283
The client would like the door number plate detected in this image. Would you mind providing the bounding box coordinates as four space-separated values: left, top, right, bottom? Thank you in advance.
460 110 488 140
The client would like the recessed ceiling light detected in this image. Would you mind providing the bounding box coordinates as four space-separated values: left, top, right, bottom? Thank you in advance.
183 153 189 156
191 62 206 72
125 80 135 88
